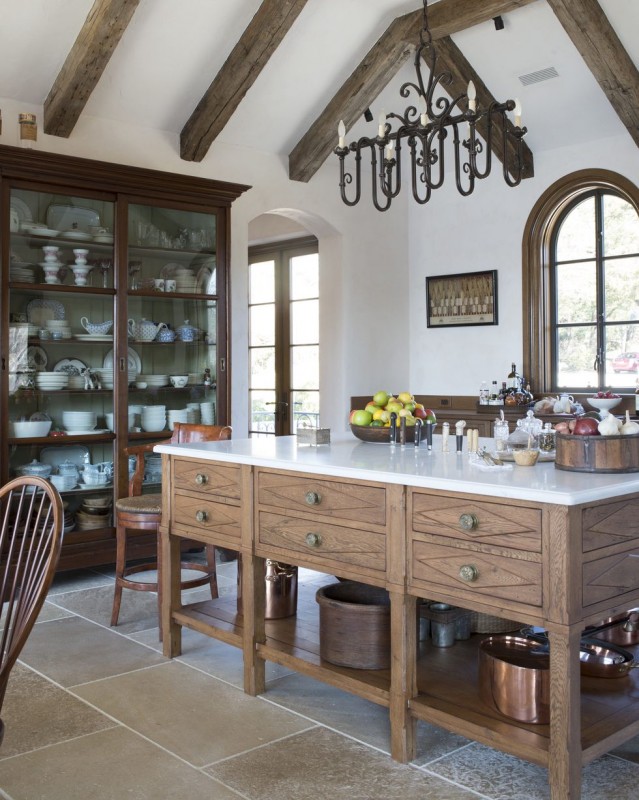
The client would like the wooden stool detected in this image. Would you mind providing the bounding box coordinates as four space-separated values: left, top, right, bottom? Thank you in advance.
110 423 232 633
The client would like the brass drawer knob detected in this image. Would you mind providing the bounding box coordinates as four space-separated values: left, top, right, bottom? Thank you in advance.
195 473 208 485
459 564 479 582
305 491 322 506
459 512 479 531
305 532 322 548
195 510 208 523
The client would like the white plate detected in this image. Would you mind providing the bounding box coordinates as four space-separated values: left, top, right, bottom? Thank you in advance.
27 345 48 371
103 346 141 375
196 266 214 293
64 429 109 436
62 230 92 241
75 334 114 342
30 228 60 238
93 235 114 244
27 299 66 324
11 196 33 224
53 358 88 376
40 445 90 469
160 263 182 279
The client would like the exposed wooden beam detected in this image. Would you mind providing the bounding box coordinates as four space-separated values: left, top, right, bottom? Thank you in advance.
427 36 534 179
44 0 140 138
546 0 639 148
180 0 309 163
289 0 538 183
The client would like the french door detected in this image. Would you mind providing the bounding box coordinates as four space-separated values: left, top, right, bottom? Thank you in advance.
248 236 319 436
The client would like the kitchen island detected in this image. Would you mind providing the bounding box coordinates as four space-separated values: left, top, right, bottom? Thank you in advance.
157 435 639 800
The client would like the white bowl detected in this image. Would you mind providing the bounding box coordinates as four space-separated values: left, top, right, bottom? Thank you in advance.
12 420 52 437
587 396 622 412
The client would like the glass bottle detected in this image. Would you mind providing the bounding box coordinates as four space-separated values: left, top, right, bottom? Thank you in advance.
507 362 520 391
493 411 509 451
479 381 489 405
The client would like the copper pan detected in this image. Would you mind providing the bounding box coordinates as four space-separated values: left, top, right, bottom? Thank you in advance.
579 638 639 678
478 635 550 724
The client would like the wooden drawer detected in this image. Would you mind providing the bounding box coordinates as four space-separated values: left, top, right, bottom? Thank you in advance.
411 492 542 553
173 493 241 539
173 458 241 501
582 497 639 552
412 540 542 606
583 543 639 606
257 510 386 572
256 470 386 526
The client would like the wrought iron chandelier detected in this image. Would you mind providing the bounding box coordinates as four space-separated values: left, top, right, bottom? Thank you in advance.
334 0 528 212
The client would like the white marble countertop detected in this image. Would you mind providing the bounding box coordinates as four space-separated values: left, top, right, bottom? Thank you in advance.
155 434 639 505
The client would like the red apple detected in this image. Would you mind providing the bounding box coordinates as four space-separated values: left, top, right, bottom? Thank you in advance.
573 417 600 435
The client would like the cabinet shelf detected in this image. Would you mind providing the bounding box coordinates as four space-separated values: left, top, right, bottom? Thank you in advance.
10 282 115 296
128 244 215 259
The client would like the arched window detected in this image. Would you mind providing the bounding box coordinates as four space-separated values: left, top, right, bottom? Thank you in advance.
523 169 639 393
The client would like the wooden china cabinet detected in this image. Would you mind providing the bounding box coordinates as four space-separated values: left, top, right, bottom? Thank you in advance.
0 145 248 570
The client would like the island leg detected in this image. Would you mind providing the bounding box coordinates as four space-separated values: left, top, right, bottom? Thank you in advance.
547 626 582 799
243 553 266 696
160 525 182 657
389 589 417 763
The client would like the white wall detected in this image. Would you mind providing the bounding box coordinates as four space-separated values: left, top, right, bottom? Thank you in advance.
408 131 639 398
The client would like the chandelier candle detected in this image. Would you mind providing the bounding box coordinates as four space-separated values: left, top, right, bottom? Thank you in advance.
334 0 528 211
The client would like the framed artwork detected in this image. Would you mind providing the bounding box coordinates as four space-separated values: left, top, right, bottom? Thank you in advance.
426 269 498 328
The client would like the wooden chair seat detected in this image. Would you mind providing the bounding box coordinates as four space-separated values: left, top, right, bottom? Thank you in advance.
110 423 232 634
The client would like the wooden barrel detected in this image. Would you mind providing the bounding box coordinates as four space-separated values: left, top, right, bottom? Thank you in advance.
316 581 390 669
555 433 639 473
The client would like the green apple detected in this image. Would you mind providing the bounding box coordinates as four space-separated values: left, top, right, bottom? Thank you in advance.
386 401 403 415
373 390 389 407
397 391 413 405
350 409 373 426
365 401 380 415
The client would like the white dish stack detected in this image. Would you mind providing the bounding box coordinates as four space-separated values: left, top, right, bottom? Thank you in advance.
36 371 69 391
200 401 215 425
186 403 201 423
46 319 71 338
141 405 166 432
167 409 188 431
175 268 197 292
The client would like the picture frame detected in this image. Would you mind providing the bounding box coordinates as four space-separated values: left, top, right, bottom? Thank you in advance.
426 269 498 328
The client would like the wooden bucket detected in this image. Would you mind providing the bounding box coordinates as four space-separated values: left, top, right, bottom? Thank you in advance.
316 581 390 669
555 433 639 473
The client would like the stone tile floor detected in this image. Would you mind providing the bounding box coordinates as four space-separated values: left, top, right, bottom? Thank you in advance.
1 558 638 799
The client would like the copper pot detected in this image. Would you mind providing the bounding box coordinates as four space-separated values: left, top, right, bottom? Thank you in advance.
478 635 550 724
584 610 639 647
579 638 639 678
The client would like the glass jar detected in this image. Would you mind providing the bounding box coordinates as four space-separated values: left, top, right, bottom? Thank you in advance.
493 411 509 451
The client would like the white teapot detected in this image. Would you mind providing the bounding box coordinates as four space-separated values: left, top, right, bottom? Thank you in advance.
128 318 167 342
553 392 574 414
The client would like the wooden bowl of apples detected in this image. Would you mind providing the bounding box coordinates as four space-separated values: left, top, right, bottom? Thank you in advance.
350 423 417 443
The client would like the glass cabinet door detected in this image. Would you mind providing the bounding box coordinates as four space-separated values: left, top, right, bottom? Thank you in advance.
124 202 220 484
6 187 117 532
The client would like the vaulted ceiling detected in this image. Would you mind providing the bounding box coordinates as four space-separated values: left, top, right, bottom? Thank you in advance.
1 0 638 184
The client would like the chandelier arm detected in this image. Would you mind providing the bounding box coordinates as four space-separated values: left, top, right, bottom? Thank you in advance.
453 125 475 197
335 146 362 206
424 128 447 191
370 146 393 212
410 138 432 205
502 126 528 187
467 112 493 181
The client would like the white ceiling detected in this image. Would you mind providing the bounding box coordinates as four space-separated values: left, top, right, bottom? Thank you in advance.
0 0 638 163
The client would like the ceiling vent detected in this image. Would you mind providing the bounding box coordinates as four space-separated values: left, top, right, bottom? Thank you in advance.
518 66 560 86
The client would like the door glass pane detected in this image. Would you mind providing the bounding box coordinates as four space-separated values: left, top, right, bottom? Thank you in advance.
604 257 639 321
291 299 318 345
556 326 597 388
250 304 275 346
555 262 596 323
291 345 319 389
290 253 319 299
603 195 639 256
250 347 275 389
555 196 596 262
292 390 320 429
128 203 216 296
249 390 276 435
250 260 275 303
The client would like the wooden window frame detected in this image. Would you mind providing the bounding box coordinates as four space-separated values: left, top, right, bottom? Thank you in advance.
522 168 639 393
